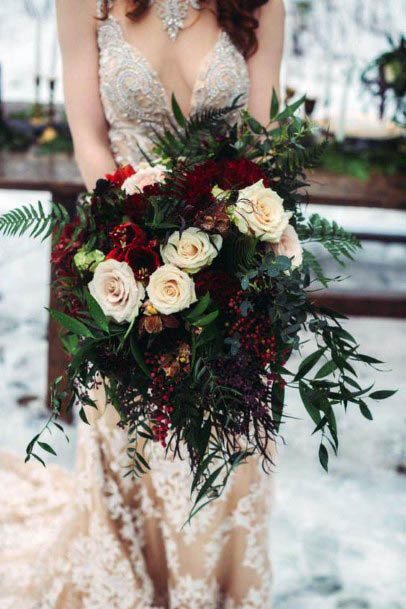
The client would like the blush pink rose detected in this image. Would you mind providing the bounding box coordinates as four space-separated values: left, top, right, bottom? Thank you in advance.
271 224 303 269
122 162 167 194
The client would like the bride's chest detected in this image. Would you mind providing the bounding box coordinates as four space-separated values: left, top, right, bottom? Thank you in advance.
97 18 250 127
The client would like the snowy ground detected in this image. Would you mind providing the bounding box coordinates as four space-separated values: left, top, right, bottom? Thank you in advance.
0 190 405 608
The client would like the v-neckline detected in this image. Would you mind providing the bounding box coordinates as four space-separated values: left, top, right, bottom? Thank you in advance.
107 15 223 119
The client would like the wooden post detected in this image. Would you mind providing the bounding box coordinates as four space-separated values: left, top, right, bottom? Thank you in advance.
46 189 78 419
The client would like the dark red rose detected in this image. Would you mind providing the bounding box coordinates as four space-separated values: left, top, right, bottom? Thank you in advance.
109 222 147 248
180 160 220 216
51 219 83 275
123 193 147 223
217 159 269 190
124 244 161 281
105 165 135 188
124 182 161 222
106 247 126 262
195 270 240 311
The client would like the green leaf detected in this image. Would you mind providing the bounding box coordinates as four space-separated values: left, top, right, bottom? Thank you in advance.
60 333 79 355
359 401 373 420
369 390 397 400
171 93 186 127
38 441 57 456
247 116 263 134
130 334 150 377
26 434 40 456
294 348 325 381
84 290 109 333
315 360 338 379
134 451 151 473
357 354 384 365
49 309 95 338
270 88 280 120
191 310 219 327
194 464 224 506
271 381 285 433
31 453 46 467
186 292 211 321
79 407 89 424
299 381 322 425
319 444 329 472
277 95 306 121
197 419 212 458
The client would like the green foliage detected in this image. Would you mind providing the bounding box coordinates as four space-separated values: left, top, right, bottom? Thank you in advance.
302 249 330 287
298 214 361 265
0 201 69 241
25 377 70 466
290 303 397 468
152 96 243 162
222 233 258 274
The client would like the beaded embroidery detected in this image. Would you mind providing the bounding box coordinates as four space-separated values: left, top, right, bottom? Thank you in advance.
97 4 249 164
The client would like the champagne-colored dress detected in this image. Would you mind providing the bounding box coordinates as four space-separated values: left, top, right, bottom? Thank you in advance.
0 4 273 607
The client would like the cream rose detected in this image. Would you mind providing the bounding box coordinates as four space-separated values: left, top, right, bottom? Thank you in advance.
122 162 167 194
232 179 292 243
271 224 303 269
146 264 197 315
160 227 223 274
88 259 145 324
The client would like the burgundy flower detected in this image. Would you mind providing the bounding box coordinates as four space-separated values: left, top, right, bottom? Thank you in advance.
109 222 147 248
218 159 269 190
106 247 126 262
180 160 220 215
124 244 161 281
51 219 83 275
105 165 135 188
195 270 239 312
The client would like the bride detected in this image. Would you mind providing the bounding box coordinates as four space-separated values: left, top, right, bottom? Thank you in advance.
0 1 284 607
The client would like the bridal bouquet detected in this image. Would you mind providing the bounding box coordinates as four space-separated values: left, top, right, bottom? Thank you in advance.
0 95 395 515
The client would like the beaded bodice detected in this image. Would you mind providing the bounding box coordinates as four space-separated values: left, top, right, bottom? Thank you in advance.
96 4 250 165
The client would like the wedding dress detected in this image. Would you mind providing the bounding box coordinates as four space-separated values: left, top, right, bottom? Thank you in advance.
0 3 273 607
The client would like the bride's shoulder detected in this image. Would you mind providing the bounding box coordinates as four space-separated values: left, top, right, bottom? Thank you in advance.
55 0 103 22
255 0 286 22
254 0 285 44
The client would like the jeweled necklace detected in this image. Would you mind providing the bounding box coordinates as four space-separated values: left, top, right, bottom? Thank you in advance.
150 0 202 40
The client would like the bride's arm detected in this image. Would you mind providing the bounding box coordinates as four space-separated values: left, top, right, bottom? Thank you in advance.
56 0 116 190
247 0 286 126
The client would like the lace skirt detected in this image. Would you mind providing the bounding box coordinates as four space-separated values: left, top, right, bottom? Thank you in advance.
0 408 273 609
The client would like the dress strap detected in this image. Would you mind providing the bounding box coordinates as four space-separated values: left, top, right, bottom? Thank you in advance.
96 0 113 19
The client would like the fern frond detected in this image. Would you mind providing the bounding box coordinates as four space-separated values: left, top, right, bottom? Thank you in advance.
223 234 258 274
153 98 242 161
298 214 361 265
0 201 70 241
302 249 329 287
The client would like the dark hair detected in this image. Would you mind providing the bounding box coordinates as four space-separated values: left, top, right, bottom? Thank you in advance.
100 0 268 57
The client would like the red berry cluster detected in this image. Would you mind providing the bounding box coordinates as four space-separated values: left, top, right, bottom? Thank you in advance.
228 291 277 368
144 354 173 446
